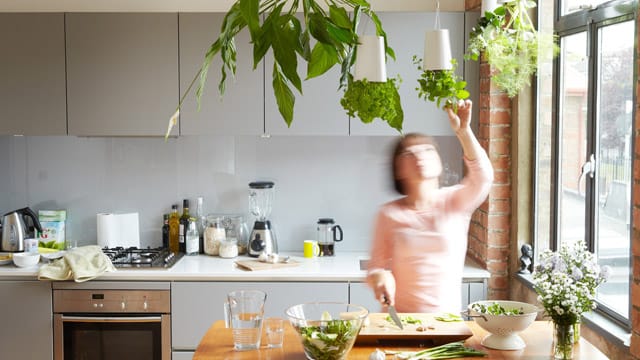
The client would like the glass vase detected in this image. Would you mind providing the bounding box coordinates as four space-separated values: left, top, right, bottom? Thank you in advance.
553 322 574 359
573 319 581 343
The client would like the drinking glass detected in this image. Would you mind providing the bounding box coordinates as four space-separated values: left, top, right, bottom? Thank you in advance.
224 290 266 351
264 317 284 348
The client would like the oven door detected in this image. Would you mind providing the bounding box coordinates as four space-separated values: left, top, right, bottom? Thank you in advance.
54 314 171 360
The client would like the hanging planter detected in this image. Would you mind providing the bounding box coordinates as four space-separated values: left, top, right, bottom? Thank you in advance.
340 35 404 132
466 0 559 97
415 57 469 111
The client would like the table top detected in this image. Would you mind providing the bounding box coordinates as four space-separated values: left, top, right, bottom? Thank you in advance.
193 320 609 359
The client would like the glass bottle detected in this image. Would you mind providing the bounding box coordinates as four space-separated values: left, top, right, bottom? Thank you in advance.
186 217 200 256
195 197 205 254
161 214 169 248
168 205 180 254
179 199 190 253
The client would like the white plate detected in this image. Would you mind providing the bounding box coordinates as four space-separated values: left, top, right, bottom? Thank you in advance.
41 251 65 261
0 253 13 265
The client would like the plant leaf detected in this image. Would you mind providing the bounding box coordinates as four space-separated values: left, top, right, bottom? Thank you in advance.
239 0 260 39
270 14 302 93
308 13 335 45
307 42 339 79
329 5 352 29
272 63 295 127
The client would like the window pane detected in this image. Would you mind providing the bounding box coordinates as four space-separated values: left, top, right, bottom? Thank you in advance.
558 32 588 248
561 0 613 15
595 20 633 318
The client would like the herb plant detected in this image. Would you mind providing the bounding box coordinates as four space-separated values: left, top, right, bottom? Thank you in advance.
340 75 403 133
415 57 469 111
471 302 525 316
465 0 559 97
296 319 360 360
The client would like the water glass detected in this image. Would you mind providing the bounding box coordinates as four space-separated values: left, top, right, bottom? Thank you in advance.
264 317 284 348
224 290 266 351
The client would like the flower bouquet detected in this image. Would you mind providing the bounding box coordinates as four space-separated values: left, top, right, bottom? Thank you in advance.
532 240 611 359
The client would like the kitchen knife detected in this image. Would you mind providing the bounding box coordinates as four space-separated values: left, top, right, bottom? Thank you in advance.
384 296 403 329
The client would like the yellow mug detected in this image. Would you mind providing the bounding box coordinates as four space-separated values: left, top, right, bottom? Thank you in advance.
303 240 320 258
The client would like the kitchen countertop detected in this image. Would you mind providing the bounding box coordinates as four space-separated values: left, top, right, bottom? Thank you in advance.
0 252 489 282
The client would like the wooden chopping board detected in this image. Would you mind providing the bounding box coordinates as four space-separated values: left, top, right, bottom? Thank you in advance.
234 259 299 271
356 313 473 346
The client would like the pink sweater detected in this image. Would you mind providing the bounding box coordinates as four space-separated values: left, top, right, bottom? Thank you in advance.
367 154 493 313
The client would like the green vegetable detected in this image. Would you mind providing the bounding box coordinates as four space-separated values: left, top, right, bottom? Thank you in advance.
385 314 422 325
340 75 403 133
296 319 360 360
39 240 64 250
414 57 469 111
471 302 524 316
387 341 486 359
434 313 463 322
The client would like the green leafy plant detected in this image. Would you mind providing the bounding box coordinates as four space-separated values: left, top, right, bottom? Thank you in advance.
415 57 469 111
166 0 395 138
340 74 403 133
465 0 559 97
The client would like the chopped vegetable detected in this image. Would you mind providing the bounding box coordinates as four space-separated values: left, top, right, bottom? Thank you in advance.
296 319 359 360
434 313 463 322
386 341 486 359
385 314 422 325
471 302 524 316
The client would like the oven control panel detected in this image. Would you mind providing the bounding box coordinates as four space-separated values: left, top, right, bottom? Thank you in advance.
53 290 170 313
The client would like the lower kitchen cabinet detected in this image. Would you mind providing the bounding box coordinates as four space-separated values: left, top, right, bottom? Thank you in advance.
171 281 349 351
0 281 52 359
172 351 195 360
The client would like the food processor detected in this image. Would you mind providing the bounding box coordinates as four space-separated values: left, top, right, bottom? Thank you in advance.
248 181 277 257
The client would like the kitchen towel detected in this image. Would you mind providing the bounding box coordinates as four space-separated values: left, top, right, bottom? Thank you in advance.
97 212 140 248
38 245 116 282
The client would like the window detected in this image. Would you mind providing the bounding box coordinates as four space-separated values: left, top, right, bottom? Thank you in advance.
535 0 635 325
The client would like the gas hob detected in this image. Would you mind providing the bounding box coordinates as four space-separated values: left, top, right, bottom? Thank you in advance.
102 247 183 268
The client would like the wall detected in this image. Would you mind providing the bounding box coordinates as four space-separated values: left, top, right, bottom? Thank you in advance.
0 134 462 252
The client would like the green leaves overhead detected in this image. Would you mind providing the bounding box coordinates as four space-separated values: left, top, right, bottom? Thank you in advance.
415 57 470 111
340 75 404 133
187 0 393 128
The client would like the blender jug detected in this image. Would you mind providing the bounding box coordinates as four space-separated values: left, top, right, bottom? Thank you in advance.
316 218 343 256
248 181 277 257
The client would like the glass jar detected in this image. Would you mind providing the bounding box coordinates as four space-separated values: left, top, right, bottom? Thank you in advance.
204 216 225 256
229 215 249 255
219 238 238 258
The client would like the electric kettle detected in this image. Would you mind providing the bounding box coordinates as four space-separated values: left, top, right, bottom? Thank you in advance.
1 207 42 252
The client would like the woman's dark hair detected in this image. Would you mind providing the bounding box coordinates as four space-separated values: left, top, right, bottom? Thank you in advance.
391 133 439 194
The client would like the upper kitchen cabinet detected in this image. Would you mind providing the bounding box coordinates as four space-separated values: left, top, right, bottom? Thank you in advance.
0 13 67 135
179 14 263 136
350 12 466 136
264 16 349 136
66 13 179 136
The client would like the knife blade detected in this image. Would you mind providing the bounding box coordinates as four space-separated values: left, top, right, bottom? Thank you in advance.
384 296 403 329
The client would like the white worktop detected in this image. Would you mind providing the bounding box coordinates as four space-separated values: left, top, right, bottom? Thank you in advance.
0 252 490 282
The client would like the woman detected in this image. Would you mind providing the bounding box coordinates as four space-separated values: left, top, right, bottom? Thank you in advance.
366 99 493 313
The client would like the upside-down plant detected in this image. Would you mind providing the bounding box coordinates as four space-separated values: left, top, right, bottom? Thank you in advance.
414 57 469 112
166 0 396 138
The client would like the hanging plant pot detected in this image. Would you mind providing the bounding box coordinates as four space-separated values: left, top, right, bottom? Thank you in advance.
415 57 469 111
354 35 387 82
423 29 453 71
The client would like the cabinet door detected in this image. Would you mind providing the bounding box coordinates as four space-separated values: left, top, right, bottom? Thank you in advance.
66 13 179 136
349 282 380 314
172 351 194 360
0 281 52 359
350 12 465 136
172 281 348 350
0 13 66 135
179 13 263 135
264 16 349 135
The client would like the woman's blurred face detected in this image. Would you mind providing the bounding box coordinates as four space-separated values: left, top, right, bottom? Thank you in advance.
396 141 443 183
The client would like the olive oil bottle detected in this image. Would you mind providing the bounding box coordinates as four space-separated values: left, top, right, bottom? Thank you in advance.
168 205 180 253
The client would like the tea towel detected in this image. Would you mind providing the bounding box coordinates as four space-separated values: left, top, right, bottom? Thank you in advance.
38 245 116 282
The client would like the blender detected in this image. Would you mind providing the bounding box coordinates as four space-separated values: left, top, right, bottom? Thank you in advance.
248 181 278 257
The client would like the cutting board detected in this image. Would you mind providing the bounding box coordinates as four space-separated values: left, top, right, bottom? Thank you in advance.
356 313 472 346
234 259 299 271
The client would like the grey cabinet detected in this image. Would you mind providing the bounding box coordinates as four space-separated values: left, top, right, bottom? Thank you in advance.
178 14 264 135
350 12 466 136
171 281 349 351
0 281 52 359
66 13 179 136
0 13 67 135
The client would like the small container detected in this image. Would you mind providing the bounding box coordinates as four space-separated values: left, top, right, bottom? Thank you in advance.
219 238 238 259
204 216 225 256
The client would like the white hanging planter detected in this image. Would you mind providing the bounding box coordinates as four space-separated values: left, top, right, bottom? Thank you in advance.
482 0 510 14
423 29 453 71
354 35 387 82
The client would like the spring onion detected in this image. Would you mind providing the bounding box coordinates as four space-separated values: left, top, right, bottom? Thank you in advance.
434 313 463 322
386 341 486 359
385 314 422 325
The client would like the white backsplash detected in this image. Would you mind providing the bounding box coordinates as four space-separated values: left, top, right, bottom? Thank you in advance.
0 134 462 252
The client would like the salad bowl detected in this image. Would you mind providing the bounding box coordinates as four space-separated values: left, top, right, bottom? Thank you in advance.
467 300 539 350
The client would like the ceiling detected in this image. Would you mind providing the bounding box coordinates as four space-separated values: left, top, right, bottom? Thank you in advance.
0 0 465 12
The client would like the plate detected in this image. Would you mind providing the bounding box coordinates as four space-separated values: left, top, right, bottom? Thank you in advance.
0 253 13 265
41 251 65 261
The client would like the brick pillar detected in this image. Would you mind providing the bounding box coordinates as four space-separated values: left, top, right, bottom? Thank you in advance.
469 59 513 300
630 4 640 358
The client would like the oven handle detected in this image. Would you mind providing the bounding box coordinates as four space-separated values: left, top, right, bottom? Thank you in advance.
60 315 162 323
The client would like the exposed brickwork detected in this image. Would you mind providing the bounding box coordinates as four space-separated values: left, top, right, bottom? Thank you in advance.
630 4 640 358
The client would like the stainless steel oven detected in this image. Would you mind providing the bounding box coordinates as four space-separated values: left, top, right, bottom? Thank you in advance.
53 282 171 360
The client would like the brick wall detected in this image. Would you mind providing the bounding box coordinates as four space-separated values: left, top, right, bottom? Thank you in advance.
631 4 640 358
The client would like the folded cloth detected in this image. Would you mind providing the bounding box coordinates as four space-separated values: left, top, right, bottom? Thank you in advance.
38 245 116 282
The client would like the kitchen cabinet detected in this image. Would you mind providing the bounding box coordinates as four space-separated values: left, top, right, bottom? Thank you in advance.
264 15 349 136
0 13 67 135
172 351 195 360
66 13 179 136
171 281 349 350
350 12 466 136
0 281 52 359
178 13 264 136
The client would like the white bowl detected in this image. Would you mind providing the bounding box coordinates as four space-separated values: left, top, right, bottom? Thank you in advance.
468 300 539 350
13 252 41 268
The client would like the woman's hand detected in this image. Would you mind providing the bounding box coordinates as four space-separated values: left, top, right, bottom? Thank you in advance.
446 99 472 134
367 270 397 307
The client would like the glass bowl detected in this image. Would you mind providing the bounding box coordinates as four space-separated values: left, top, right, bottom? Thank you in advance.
467 300 539 350
285 302 368 360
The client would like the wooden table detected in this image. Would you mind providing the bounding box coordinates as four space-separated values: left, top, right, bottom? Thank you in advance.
193 320 608 359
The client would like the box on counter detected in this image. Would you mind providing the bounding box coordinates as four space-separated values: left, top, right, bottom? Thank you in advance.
38 210 66 250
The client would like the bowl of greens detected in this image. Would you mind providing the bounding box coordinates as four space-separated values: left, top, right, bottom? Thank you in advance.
467 300 539 350
285 302 368 360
